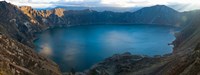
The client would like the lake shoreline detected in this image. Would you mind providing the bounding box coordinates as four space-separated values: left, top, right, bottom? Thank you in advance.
34 24 177 72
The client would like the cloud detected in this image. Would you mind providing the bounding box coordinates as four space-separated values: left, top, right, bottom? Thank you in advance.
100 0 149 7
0 0 55 8
1 0 200 11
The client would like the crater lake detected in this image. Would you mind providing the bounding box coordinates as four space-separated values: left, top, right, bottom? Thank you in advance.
34 24 177 72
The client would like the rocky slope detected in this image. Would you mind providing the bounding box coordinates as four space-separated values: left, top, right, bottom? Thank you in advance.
0 33 61 75
85 52 168 75
154 10 200 75
0 1 44 48
0 1 62 75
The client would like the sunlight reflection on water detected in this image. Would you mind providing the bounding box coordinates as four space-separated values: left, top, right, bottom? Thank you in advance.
34 24 177 72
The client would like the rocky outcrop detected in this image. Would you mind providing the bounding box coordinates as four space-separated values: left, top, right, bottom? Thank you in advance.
53 8 65 17
19 6 65 25
85 52 167 75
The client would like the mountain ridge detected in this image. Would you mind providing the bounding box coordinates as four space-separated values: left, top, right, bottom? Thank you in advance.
18 4 183 28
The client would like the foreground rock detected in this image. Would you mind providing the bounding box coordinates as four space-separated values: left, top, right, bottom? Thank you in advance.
0 33 62 75
84 52 167 75
86 43 200 75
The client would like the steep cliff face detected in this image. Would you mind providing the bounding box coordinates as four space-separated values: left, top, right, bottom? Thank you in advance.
19 6 65 27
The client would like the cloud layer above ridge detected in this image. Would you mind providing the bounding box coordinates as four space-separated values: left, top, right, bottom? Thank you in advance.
1 0 200 11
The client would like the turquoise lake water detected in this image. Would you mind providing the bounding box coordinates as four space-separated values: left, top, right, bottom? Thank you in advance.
34 24 176 72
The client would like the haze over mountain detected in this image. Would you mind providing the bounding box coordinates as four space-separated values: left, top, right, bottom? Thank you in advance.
43 6 141 12
18 4 184 28
0 1 200 75
1 0 200 12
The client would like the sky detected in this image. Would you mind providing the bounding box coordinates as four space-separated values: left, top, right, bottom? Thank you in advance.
1 0 200 11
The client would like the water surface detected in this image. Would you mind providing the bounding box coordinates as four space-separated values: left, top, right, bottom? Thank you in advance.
34 24 176 72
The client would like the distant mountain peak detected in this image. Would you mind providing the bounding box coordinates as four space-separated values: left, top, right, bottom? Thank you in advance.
0 1 8 4
135 5 179 14
0 1 16 9
152 5 176 11
153 5 169 8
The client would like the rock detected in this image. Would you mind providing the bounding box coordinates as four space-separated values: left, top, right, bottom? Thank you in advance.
0 34 62 75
